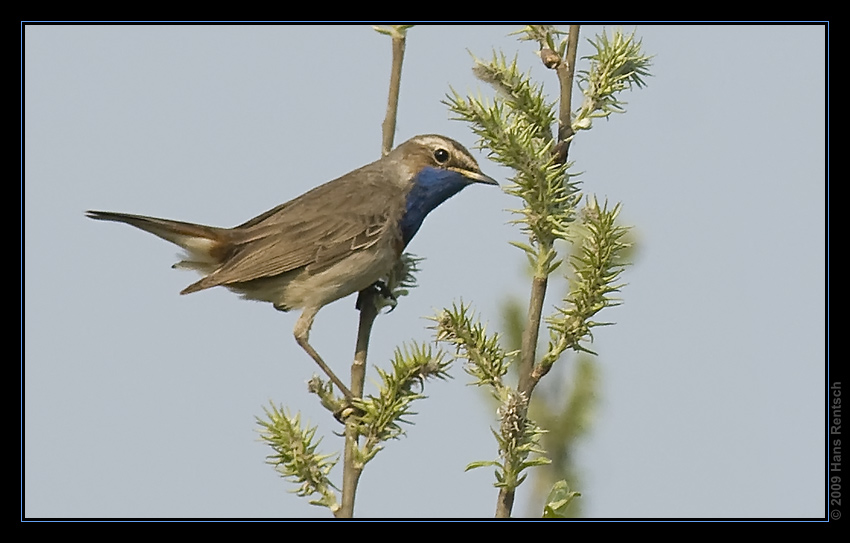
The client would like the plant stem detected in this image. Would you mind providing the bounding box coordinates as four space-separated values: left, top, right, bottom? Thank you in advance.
517 275 548 396
339 295 377 517
381 29 406 156
503 25 581 518
556 25 580 152
496 487 515 518
339 26 408 519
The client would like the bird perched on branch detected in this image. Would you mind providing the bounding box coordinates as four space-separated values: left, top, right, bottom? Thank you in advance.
87 134 498 399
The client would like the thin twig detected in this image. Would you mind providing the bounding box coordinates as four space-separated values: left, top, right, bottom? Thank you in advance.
502 25 581 519
556 25 580 152
339 25 409 519
516 276 548 395
517 25 580 402
339 300 377 517
381 28 407 156
496 488 515 518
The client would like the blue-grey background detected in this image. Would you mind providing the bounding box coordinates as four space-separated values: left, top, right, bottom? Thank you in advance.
24 24 826 518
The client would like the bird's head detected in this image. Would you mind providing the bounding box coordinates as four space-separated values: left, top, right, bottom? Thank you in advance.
389 134 498 188
389 135 499 247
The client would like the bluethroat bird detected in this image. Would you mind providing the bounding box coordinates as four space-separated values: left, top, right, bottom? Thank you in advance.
87 134 498 399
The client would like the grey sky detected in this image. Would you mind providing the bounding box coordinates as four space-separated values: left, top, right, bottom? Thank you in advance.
24 24 826 518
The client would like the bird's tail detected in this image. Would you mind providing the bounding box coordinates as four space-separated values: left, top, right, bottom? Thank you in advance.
86 210 230 270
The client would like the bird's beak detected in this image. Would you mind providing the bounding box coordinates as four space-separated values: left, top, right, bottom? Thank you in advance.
451 167 499 186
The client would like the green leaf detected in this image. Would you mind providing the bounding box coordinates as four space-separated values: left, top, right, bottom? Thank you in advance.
542 480 582 518
509 240 538 257
465 460 501 471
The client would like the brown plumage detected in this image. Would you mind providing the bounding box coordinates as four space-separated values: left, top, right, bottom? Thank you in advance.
87 134 497 399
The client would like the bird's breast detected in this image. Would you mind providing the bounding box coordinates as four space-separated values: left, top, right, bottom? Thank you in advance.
399 167 470 247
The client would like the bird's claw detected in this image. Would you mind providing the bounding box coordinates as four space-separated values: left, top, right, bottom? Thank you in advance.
355 280 397 311
374 280 397 312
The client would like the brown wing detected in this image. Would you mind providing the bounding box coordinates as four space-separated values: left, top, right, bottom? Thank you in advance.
182 163 406 293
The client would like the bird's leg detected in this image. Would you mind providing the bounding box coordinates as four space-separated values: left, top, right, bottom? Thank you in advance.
293 308 354 402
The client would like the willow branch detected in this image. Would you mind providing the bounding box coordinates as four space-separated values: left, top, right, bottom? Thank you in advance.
381 27 407 156
516 276 547 396
340 25 409 519
556 25 580 151
516 26 580 401
505 25 581 519
496 489 515 518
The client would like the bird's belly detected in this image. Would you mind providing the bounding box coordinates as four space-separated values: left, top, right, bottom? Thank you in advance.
227 242 398 311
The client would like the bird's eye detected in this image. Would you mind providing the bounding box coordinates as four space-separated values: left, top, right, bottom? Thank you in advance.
434 148 450 164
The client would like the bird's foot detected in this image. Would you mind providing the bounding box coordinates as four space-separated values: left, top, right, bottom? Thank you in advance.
355 280 397 311
374 280 397 311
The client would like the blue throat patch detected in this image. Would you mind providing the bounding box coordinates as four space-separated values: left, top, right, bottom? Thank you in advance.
399 166 471 247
